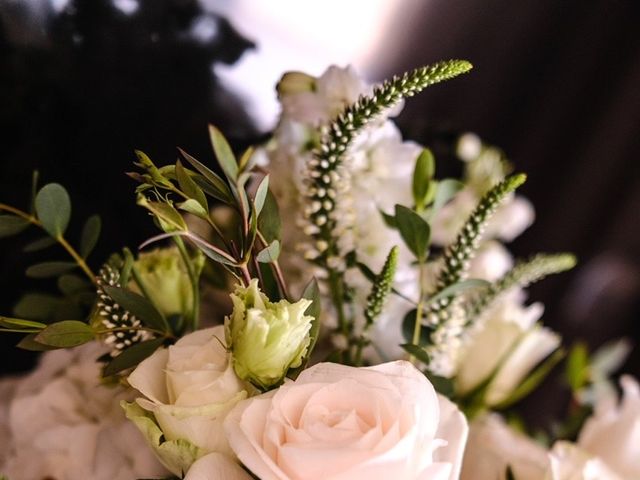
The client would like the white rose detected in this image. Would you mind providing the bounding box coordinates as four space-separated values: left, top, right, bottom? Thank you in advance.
223 360 468 480
454 293 561 406
1 343 166 480
126 325 250 476
548 442 622 480
461 414 550 480
576 375 640 478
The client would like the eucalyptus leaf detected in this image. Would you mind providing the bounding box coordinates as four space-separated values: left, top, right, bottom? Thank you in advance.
238 146 256 172
175 160 208 211
13 293 60 321
0 215 30 238
23 236 57 252
401 343 431 364
256 240 281 263
80 214 101 258
103 285 169 333
186 233 239 267
103 338 166 376
58 274 90 296
35 183 71 237
394 205 431 261
254 175 270 216
137 196 187 232
208 125 238 181
35 320 94 347
26 261 76 278
257 190 281 242
180 149 234 205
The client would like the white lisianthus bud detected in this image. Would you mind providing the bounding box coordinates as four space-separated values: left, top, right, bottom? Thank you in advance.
225 279 313 389
130 247 201 318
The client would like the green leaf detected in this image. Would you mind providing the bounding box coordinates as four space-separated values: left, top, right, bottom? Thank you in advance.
258 190 281 242
137 196 187 232
35 183 71 237
238 146 257 172
35 320 94 347
0 215 30 238
17 333 57 351
401 343 431 364
177 198 209 219
495 348 565 409
566 342 590 392
185 233 239 267
256 239 280 263
426 278 490 306
13 293 60 321
175 160 208 211
80 214 101 258
209 125 238 181
254 175 270 216
58 274 90 296
379 209 397 229
412 148 435 211
23 236 57 252
432 179 464 213
103 285 169 333
180 150 234 205
394 205 431 261
401 309 430 344
0 316 46 330
26 261 76 278
103 338 165 376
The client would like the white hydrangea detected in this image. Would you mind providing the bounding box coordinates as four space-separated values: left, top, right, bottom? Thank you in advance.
0 343 166 480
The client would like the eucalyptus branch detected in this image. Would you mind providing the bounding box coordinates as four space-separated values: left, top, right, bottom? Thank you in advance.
0 203 96 283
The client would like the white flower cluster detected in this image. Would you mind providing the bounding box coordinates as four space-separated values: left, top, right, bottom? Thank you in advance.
461 375 640 479
0 343 166 480
264 64 552 385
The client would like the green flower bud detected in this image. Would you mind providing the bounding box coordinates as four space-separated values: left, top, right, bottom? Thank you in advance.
130 247 201 318
226 279 313 389
276 71 316 97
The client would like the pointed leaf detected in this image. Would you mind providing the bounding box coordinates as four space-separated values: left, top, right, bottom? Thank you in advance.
35 183 71 237
0 316 46 330
35 320 94 347
26 261 76 278
254 175 270 216
103 338 165 376
432 179 464 213
177 198 209 219
58 274 91 296
426 278 490 306
258 190 281 242
394 205 431 261
0 215 30 238
103 285 169 333
80 214 101 258
180 149 234 205
17 333 57 351
256 240 281 263
209 125 238 181
175 160 208 211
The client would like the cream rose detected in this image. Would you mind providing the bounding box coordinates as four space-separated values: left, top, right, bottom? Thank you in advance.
126 325 250 476
223 360 468 480
576 375 640 478
548 442 622 480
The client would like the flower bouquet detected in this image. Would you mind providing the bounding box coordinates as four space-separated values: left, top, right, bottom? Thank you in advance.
0 59 637 480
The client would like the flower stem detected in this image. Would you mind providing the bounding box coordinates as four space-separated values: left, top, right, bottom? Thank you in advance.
410 261 426 363
174 236 200 331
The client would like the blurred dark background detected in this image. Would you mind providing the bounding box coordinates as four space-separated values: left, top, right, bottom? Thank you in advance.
1 0 638 419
